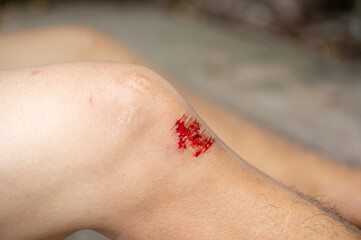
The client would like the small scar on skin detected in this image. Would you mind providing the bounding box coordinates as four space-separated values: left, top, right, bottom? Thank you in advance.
89 97 93 105
31 70 40 75
122 70 152 93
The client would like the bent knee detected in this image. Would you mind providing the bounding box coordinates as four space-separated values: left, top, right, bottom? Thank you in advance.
1 61 190 134
37 61 191 154
0 61 199 229
85 62 190 123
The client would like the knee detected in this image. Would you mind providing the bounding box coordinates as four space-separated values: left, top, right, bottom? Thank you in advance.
85 62 189 126
69 62 195 215
0 61 196 237
66 61 191 165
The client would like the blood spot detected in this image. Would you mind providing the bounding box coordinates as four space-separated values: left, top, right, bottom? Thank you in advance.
31 70 40 75
173 114 215 157
89 97 93 105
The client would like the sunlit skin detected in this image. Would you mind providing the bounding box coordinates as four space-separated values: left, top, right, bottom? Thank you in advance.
0 27 361 239
1 27 360 228
0 62 360 240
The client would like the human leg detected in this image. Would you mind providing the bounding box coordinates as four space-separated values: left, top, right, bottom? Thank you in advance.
0 26 360 227
1 62 360 240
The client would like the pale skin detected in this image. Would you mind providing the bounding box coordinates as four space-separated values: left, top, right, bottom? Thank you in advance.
1 62 360 240
0 27 360 239
1 26 361 227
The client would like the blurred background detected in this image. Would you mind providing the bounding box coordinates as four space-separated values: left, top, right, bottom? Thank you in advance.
0 0 360 239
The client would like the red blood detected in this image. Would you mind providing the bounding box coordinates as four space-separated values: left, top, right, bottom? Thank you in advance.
174 114 215 157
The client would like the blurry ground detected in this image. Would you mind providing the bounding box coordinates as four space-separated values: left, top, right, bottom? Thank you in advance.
0 2 361 239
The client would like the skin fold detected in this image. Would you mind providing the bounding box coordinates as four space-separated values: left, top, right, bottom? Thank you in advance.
0 27 360 239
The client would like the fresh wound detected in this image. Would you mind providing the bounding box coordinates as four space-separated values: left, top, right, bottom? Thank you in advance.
174 114 215 157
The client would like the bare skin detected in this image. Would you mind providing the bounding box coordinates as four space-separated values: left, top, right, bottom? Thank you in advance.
0 62 360 240
0 26 360 227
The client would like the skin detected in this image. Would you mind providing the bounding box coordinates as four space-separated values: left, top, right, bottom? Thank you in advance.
0 62 360 240
0 26 360 227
